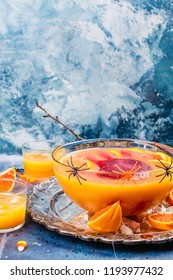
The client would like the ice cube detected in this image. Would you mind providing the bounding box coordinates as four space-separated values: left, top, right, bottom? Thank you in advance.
9 197 19 204
0 203 9 215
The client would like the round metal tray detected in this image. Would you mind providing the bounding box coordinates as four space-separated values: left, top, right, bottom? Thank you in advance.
27 177 173 245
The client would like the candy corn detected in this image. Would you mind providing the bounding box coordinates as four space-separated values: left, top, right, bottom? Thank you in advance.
16 240 27 252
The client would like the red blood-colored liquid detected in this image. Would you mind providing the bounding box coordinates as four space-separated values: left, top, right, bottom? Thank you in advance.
95 158 151 179
85 150 151 179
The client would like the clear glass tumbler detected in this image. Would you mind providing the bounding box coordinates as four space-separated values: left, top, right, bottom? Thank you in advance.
22 140 56 181
0 179 27 233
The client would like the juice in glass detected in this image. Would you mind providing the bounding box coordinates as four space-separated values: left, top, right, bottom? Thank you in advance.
22 140 55 181
52 139 173 216
0 179 27 233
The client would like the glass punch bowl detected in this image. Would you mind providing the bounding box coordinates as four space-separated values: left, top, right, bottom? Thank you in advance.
52 138 173 217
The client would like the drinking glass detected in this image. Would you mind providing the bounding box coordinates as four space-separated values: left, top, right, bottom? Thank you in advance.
0 179 27 233
22 140 55 181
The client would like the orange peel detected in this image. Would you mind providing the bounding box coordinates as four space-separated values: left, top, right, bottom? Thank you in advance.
146 212 173 231
166 190 173 206
18 174 36 183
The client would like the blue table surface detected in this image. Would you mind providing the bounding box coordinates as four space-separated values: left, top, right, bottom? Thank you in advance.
1 154 173 260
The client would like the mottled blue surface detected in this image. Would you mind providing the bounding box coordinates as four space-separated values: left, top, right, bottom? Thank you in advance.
2 216 173 260
0 0 173 155
1 0 173 261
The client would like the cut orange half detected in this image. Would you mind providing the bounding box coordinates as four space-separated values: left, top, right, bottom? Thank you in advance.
146 212 173 231
166 190 173 206
0 167 16 192
87 201 122 233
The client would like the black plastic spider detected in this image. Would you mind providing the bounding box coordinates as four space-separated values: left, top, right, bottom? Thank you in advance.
155 158 173 183
59 156 89 185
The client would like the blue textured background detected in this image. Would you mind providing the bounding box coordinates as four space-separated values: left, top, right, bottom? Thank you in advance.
0 0 173 154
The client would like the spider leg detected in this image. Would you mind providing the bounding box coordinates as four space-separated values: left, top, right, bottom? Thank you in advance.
58 161 71 168
132 166 141 174
131 178 137 186
68 172 73 180
158 159 167 168
76 173 87 181
158 173 167 183
169 172 172 182
157 157 173 171
70 157 89 171
169 157 173 169
68 170 87 185
80 167 90 171
114 160 146 177
156 172 166 177
120 180 125 187
113 170 124 175
75 174 82 185
113 163 125 173
130 161 138 173
70 156 75 168
67 160 73 168
78 162 88 169
155 165 165 170
169 163 173 170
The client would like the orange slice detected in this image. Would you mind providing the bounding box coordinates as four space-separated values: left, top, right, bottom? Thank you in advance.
129 148 170 161
166 190 173 206
107 149 122 158
87 201 122 233
146 212 173 230
0 167 16 192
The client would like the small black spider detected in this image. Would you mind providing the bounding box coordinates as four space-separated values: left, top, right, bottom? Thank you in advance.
155 158 173 183
58 156 89 185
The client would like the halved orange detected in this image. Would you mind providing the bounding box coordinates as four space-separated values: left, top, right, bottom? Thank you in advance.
87 201 122 233
146 212 173 230
166 190 173 206
0 167 16 192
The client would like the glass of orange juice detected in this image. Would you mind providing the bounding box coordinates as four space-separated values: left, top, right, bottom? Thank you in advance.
22 140 55 181
0 179 27 233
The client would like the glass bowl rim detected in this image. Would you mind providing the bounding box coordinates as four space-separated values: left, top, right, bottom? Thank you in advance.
52 137 173 163
22 140 56 152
